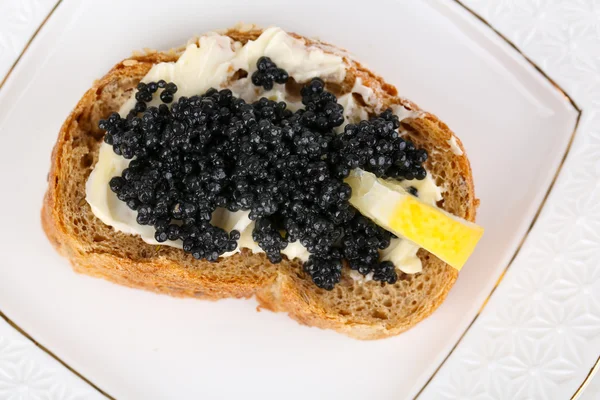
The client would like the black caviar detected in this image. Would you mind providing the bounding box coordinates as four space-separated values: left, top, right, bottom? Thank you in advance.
99 58 428 290
251 56 289 90
331 109 428 180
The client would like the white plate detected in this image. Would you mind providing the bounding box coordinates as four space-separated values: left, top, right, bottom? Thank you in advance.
0 0 581 398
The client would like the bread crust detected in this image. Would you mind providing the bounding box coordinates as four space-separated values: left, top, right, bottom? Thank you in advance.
42 27 477 339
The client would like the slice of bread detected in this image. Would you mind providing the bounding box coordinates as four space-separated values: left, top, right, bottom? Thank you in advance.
42 27 477 339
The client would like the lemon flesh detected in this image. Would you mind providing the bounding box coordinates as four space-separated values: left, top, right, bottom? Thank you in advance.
345 170 483 271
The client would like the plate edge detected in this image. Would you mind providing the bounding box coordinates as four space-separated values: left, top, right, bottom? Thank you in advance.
0 2 114 397
412 0 583 398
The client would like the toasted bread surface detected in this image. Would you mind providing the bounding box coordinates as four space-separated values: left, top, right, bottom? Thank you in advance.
42 27 477 339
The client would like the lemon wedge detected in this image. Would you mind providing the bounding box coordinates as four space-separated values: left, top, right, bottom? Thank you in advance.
345 169 483 270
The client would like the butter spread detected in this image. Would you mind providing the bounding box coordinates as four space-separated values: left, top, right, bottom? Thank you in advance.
391 104 422 121
351 78 381 112
349 270 373 284
335 93 369 133
86 27 441 274
447 135 464 156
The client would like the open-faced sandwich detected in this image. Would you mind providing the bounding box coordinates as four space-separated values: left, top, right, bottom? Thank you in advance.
42 25 482 339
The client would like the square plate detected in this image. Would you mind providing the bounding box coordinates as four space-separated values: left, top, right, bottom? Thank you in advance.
0 0 578 398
